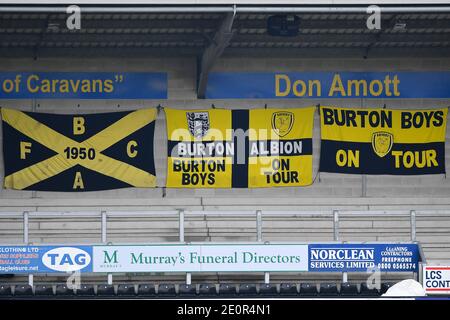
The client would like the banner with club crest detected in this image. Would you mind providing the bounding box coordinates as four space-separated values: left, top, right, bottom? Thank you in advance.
319 106 447 175
165 107 314 188
248 107 314 187
1 108 157 191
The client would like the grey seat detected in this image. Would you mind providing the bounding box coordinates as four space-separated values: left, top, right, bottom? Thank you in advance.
178 284 197 297
117 284 135 296
259 284 277 296
280 283 298 296
55 284 74 296
14 284 33 296
97 284 115 296
320 283 339 296
239 284 257 296
76 284 95 296
137 284 156 297
34 284 54 296
340 283 359 296
218 284 237 296
198 284 217 296
0 285 12 297
360 283 380 296
299 283 318 296
157 284 176 297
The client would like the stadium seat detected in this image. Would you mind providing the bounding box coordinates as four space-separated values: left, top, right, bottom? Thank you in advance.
218 284 237 297
381 282 395 295
55 284 74 296
239 284 257 296
76 284 95 296
198 284 217 296
279 283 298 296
0 285 12 297
137 284 156 297
34 284 54 296
259 283 278 296
360 282 380 296
319 283 339 296
299 283 318 296
14 284 33 296
0 274 14 279
157 284 176 297
97 284 115 296
340 283 359 296
178 284 197 297
117 284 136 296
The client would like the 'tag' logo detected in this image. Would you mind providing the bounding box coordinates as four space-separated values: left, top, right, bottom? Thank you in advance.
42 247 91 272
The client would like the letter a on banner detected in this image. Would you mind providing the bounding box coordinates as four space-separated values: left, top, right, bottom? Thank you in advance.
1 108 157 191
319 106 447 175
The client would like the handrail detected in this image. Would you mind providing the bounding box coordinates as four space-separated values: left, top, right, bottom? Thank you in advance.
1 5 450 13
1 209 450 217
0 208 431 285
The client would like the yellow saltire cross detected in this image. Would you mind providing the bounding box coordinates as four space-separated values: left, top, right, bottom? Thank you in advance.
2 108 157 190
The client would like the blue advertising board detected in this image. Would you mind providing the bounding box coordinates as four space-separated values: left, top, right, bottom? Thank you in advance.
205 72 450 99
0 243 420 274
0 246 92 273
0 72 167 99
308 243 420 272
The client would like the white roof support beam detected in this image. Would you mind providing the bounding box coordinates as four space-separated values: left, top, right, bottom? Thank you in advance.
197 11 235 99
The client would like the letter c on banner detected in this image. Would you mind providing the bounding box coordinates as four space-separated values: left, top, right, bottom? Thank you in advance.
127 140 138 158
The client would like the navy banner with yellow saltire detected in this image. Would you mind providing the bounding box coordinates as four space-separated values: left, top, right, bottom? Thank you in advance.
319 106 447 175
165 107 314 188
1 108 157 191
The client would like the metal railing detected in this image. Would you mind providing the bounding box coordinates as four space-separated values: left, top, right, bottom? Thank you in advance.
0 209 433 287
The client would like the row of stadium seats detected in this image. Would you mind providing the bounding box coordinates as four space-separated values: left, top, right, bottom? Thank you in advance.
0 282 394 298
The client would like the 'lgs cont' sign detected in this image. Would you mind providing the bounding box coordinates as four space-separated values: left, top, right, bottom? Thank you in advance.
423 266 450 295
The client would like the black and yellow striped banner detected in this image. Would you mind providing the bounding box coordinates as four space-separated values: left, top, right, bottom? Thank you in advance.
1 108 157 191
319 106 447 175
165 107 314 188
